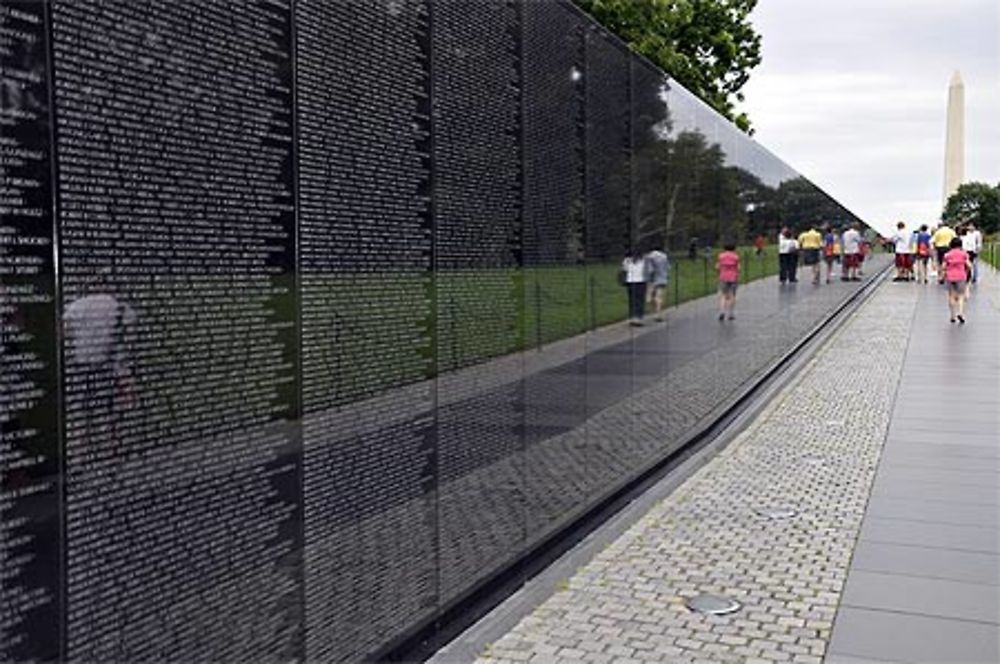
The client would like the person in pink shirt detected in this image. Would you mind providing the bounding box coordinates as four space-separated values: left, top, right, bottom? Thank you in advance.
716 243 741 321
942 237 972 324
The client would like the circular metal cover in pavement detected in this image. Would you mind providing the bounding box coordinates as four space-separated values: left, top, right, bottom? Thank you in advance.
685 594 742 615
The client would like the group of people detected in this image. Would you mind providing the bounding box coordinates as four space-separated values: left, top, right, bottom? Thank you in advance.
621 241 742 325
777 223 870 285
889 220 982 324
621 246 671 325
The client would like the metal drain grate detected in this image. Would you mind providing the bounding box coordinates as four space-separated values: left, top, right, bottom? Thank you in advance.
685 594 742 616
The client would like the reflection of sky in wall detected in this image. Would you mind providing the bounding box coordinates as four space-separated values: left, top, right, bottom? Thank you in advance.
663 78 801 189
744 0 1000 235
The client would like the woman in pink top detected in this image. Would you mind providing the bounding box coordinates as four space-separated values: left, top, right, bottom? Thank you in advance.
716 243 741 321
942 237 972 324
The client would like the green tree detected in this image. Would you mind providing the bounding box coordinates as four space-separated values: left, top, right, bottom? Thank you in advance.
573 0 762 132
943 182 1000 234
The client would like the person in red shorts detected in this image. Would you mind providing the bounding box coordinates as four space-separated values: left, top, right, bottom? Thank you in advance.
942 237 973 324
716 242 740 321
890 221 913 281
842 224 863 281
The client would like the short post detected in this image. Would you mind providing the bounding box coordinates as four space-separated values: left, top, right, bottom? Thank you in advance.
674 260 680 307
703 256 709 297
534 278 542 348
589 274 596 330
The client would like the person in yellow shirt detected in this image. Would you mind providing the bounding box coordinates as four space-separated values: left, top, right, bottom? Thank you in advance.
797 225 824 285
931 223 956 284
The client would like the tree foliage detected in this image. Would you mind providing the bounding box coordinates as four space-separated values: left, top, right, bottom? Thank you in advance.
943 182 1000 234
573 0 762 132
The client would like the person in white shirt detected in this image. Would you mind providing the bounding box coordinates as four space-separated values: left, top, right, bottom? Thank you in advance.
777 227 799 284
622 250 648 325
63 293 138 412
841 224 863 281
962 222 983 283
890 221 912 281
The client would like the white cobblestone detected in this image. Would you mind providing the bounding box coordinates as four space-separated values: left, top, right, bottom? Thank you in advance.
475 283 916 663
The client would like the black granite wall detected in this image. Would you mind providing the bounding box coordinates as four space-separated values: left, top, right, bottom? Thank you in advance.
0 1 865 661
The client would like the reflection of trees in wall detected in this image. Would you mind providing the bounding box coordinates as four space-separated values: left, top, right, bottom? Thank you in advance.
632 79 673 252
772 177 849 230
628 91 864 251
639 129 746 250
734 168 777 239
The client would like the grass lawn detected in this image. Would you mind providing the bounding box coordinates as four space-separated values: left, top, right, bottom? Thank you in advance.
982 243 999 270
304 247 782 387
516 247 779 350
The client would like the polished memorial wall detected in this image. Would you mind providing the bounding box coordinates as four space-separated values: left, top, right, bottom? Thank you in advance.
0 1 866 661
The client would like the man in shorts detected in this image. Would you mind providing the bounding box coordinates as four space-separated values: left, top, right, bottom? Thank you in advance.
931 222 956 284
913 224 932 283
890 221 912 281
644 244 670 321
797 224 823 284
841 223 863 281
962 221 983 283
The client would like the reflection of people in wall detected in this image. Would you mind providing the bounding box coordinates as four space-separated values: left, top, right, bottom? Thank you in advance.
622 250 648 326
64 293 137 416
716 242 740 321
841 224 863 282
644 242 670 322
797 225 823 285
778 227 799 284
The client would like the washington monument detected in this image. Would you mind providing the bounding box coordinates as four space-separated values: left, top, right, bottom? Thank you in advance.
942 70 965 207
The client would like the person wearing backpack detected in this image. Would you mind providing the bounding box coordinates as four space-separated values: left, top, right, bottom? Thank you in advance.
913 224 932 283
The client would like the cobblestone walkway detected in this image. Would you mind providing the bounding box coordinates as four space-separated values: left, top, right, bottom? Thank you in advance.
477 281 919 664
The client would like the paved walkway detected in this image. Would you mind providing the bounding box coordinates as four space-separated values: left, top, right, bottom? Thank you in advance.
828 270 1000 664
464 267 999 664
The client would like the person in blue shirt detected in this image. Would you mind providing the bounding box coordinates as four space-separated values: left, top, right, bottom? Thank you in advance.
913 224 932 284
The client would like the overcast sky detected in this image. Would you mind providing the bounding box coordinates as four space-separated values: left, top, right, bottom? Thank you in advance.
741 0 1000 236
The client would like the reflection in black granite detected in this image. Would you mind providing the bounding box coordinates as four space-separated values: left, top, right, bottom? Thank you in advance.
521 0 590 547
0 2 60 661
433 0 525 605
51 1 301 660
0 0 872 661
584 26 635 488
295 1 436 661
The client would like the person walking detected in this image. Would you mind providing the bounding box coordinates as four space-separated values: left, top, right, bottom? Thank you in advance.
842 223 863 281
798 224 823 284
931 222 956 284
942 237 972 323
962 221 983 283
644 244 670 322
890 221 912 281
822 225 837 284
716 242 740 321
622 250 648 325
913 224 932 283
778 227 798 284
